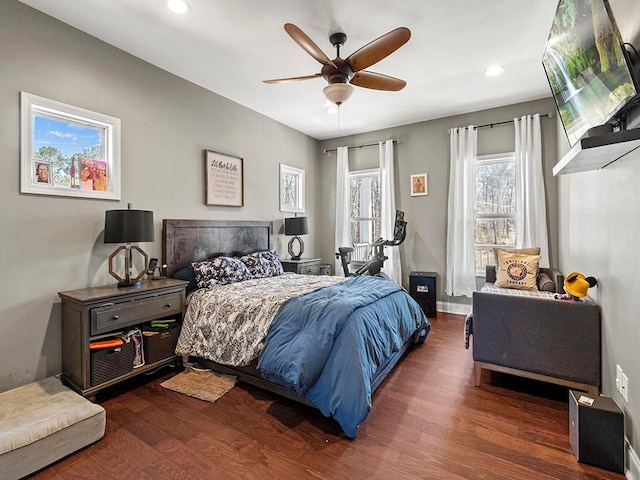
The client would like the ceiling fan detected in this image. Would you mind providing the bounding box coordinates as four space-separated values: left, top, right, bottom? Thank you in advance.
263 23 411 107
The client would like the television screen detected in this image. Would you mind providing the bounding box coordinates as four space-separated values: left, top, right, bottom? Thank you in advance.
542 0 638 147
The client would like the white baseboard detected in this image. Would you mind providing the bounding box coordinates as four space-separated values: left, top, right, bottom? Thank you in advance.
628 441 640 480
437 301 472 316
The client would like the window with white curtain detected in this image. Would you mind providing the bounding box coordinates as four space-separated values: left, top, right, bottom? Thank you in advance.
349 169 380 261
475 152 516 274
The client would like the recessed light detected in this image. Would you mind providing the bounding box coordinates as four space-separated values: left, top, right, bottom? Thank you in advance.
165 0 191 14
484 65 504 77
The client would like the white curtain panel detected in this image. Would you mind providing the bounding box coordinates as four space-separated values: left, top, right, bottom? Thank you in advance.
335 146 351 276
514 114 550 267
379 140 402 284
446 126 477 297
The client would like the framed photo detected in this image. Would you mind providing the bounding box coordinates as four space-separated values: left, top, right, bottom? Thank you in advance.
205 150 244 206
20 92 121 200
411 173 428 197
279 164 305 213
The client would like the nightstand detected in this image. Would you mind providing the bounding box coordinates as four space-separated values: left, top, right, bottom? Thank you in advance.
59 278 188 397
281 258 321 275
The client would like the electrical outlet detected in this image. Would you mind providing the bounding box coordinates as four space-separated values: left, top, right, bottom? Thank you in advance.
616 364 623 394
621 373 629 403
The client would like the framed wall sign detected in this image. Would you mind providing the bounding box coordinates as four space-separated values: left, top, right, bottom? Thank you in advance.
205 150 244 206
20 92 121 200
411 173 428 196
279 163 305 213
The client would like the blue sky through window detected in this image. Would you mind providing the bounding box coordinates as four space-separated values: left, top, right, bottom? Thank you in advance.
34 115 101 158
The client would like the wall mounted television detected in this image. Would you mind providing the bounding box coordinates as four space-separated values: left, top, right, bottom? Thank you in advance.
542 0 639 147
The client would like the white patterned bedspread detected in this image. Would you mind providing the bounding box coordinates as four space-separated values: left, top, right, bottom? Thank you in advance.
175 273 346 366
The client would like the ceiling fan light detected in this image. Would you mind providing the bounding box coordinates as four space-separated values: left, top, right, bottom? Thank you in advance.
323 83 354 106
325 104 339 115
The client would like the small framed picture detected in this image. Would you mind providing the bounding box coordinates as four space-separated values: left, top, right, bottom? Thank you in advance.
205 150 244 207
411 173 428 196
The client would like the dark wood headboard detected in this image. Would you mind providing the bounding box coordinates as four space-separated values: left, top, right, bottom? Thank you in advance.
162 219 273 277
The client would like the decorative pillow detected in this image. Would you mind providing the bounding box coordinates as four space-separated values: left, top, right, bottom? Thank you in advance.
537 272 555 292
172 265 198 295
240 253 272 278
192 257 253 289
494 247 541 265
258 250 284 276
494 251 540 291
240 250 284 278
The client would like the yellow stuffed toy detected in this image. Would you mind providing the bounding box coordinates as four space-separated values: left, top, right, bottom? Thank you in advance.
554 271 597 301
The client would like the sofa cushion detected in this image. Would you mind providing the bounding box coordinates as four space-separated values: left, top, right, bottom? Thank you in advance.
494 251 540 291
480 282 554 299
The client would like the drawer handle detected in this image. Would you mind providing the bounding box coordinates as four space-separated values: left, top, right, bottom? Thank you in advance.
112 315 119 320
165 303 172 308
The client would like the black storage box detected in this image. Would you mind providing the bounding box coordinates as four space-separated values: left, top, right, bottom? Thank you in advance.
409 271 437 317
143 326 180 365
569 390 624 473
90 341 135 386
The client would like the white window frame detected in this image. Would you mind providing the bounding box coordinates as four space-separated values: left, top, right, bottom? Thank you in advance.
475 152 516 276
349 168 381 261
20 91 121 200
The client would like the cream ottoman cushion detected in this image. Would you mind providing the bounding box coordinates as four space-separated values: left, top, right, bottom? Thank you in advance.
0 376 105 480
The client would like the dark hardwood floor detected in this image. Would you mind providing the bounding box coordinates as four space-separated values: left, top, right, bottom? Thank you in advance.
32 313 623 479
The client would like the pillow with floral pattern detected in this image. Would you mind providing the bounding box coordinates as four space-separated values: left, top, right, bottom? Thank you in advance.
192 256 253 289
240 250 284 278
240 253 272 278
257 250 284 276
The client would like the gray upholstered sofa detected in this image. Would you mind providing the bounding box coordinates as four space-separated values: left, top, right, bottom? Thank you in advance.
468 266 601 394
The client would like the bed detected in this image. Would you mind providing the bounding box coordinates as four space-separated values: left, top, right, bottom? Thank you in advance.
162 219 430 437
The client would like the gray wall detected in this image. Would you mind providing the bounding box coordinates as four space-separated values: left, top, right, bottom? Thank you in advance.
319 97 559 309
0 0 321 391
556 0 640 456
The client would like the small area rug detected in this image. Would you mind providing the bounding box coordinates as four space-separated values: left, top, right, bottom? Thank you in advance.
160 367 236 403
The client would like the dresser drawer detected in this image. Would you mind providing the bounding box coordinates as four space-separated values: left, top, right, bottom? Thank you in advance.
298 263 320 275
91 291 183 336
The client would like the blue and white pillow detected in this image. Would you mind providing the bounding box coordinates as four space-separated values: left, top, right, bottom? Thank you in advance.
240 250 284 278
259 250 284 276
192 256 253 289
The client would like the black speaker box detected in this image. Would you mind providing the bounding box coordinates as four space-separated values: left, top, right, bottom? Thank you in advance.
409 271 437 317
569 390 624 474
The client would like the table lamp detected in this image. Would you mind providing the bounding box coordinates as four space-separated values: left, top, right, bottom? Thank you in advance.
284 216 308 260
104 205 154 287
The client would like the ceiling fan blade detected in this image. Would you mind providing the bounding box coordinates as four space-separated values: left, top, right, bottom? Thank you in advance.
284 23 337 68
350 71 406 91
346 27 411 72
263 73 323 84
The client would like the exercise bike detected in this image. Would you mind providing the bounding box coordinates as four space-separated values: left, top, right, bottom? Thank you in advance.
336 210 407 278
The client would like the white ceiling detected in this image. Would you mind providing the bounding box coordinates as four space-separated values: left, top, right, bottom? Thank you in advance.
18 0 558 141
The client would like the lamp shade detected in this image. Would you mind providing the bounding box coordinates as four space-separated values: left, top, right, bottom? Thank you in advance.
104 209 155 244
284 216 308 236
323 83 354 105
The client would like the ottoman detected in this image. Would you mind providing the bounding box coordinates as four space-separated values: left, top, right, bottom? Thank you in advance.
0 376 105 480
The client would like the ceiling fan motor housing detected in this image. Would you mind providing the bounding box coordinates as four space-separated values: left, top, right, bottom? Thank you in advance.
322 58 353 84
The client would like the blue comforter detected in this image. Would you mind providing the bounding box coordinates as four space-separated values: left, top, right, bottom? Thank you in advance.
257 276 429 437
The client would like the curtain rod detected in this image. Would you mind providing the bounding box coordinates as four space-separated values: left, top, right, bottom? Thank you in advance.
323 139 398 154
447 112 554 134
